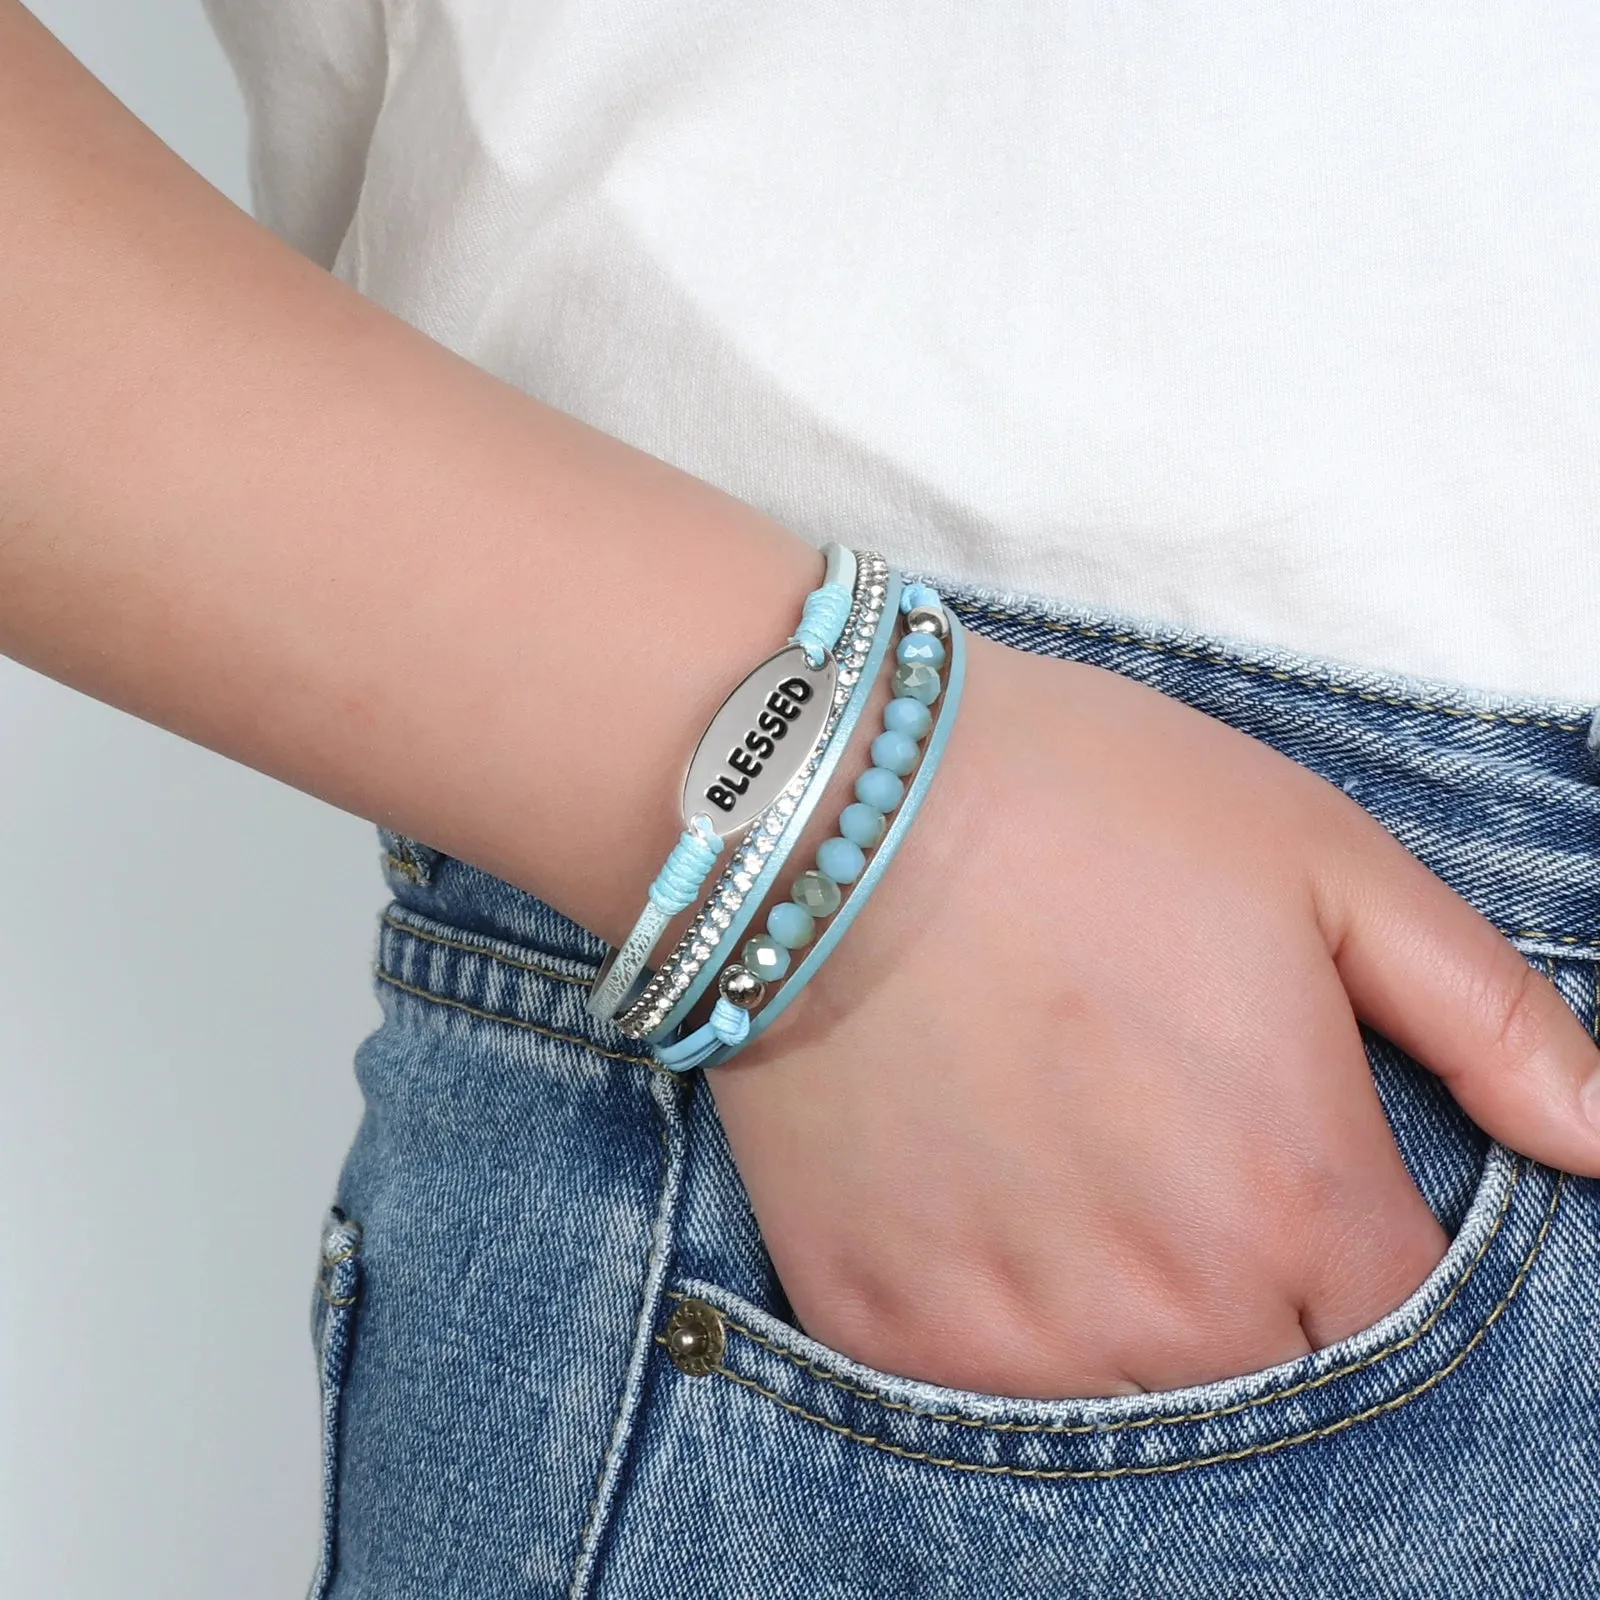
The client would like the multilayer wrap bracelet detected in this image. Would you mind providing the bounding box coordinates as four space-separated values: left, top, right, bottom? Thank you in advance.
653 586 963 1071
613 554 898 1041
587 548 963 1073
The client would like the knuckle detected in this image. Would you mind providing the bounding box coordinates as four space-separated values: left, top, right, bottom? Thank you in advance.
1478 953 1550 1074
1301 1207 1442 1339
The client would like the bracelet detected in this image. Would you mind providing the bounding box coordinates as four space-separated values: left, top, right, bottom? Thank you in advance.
612 554 898 1039
586 542 858 1022
654 585 963 1071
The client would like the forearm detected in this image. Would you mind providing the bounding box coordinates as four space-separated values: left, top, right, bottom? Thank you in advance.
0 1 819 943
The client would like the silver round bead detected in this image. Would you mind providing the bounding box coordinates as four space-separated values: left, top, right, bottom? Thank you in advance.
718 964 767 1011
906 603 951 640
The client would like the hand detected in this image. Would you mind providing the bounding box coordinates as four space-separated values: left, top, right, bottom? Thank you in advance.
706 632 1600 1398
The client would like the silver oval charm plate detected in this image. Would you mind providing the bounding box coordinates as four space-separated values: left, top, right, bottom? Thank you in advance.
682 644 837 838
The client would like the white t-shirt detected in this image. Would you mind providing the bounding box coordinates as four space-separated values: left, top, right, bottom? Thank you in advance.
204 1 1600 701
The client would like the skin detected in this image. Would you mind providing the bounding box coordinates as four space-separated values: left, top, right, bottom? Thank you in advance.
4 1 1599 1401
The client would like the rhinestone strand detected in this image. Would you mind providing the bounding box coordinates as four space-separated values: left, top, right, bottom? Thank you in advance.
614 553 890 1039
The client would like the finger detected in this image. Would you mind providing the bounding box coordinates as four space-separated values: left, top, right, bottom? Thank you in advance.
1316 814 1600 1175
1295 1063 1450 1348
1120 1308 1313 1394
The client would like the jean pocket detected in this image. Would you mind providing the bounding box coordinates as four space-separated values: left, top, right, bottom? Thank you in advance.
308 1207 364 1600
659 1138 1563 1480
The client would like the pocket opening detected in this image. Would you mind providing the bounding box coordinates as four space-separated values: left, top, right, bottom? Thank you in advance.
662 1145 1562 1478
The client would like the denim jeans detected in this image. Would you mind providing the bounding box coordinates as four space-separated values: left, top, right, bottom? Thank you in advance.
310 578 1600 1598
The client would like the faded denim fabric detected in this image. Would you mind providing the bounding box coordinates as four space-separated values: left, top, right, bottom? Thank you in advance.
312 580 1600 1598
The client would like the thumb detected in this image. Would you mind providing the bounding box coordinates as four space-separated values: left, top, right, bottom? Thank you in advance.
1316 817 1600 1177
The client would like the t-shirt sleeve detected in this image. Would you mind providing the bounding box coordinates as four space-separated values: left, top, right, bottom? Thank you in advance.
201 0 387 269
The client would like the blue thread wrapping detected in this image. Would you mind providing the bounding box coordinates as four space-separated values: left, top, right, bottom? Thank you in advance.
654 994 749 1070
647 816 723 915
790 582 854 667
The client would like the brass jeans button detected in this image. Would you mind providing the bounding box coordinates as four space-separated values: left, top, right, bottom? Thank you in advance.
664 1297 725 1377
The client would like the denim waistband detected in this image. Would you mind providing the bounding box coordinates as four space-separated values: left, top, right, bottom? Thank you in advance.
381 575 1600 974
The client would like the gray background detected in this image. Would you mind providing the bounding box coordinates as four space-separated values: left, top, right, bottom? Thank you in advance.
0 5 377 1595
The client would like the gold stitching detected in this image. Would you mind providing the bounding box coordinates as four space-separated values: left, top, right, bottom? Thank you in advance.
673 1174 1562 1479
382 910 593 988
373 969 666 1073
384 851 426 884
672 1160 1522 1435
950 602 1589 735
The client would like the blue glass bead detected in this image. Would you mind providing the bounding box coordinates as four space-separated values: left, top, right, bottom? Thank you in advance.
871 729 919 776
855 766 904 812
839 801 886 849
792 870 842 917
897 631 947 670
882 696 932 740
893 661 942 705
766 899 816 949
742 934 790 982
816 836 866 884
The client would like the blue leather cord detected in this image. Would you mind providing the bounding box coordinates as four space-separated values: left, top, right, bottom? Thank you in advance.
653 994 749 1068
